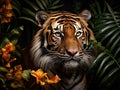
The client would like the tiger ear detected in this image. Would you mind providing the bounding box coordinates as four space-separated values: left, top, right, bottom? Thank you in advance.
79 10 91 21
35 11 49 27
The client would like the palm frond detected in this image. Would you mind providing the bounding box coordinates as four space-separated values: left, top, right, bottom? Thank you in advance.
19 0 63 25
88 1 120 90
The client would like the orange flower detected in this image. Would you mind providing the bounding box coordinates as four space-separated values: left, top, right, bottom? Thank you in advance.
4 42 16 52
6 65 23 80
46 75 61 84
14 65 23 80
0 0 13 24
1 42 15 61
1 48 11 60
14 65 22 72
31 69 61 86
31 69 47 85
6 69 13 79
5 58 16 67
5 3 12 10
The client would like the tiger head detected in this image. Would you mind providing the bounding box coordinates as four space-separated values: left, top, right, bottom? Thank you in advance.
30 10 95 75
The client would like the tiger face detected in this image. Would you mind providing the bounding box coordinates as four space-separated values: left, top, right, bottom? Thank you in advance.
30 10 95 75
30 10 95 90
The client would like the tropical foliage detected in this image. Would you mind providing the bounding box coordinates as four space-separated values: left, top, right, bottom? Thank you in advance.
0 0 120 90
87 0 120 90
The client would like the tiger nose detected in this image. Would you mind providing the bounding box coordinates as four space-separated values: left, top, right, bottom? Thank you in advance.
66 49 78 56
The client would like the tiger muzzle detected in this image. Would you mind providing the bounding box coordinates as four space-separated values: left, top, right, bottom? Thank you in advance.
59 23 83 57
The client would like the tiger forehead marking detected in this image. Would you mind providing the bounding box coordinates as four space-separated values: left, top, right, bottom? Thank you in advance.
52 17 83 33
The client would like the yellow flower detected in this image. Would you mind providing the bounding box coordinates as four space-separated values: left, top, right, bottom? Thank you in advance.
31 69 47 85
31 69 61 86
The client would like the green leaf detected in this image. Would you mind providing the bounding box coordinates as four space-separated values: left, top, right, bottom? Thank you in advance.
35 0 45 10
101 27 119 42
22 69 31 81
49 4 63 10
114 47 120 57
0 14 2 19
22 8 35 18
106 30 119 47
40 0 47 9
0 67 8 73
0 77 6 85
92 52 106 65
23 0 39 11
9 26 24 45
96 56 110 76
19 17 38 25
52 0 61 6
12 0 21 15
99 67 119 86
110 35 120 51
98 60 114 79
0 37 10 48
105 1 120 27
96 24 117 37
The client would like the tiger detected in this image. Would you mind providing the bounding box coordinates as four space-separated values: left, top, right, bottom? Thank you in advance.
30 10 95 90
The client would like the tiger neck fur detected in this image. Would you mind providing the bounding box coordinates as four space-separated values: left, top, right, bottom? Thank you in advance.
44 70 87 90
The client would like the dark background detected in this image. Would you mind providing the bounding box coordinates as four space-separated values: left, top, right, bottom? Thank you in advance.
0 0 120 90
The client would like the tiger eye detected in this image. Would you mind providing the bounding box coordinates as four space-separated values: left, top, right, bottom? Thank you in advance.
76 31 82 37
54 32 61 37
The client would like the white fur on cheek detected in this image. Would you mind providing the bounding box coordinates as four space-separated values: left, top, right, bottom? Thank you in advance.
36 55 52 69
30 38 42 57
31 37 53 69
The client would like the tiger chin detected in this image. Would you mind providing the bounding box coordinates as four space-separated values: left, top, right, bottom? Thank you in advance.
29 10 95 90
